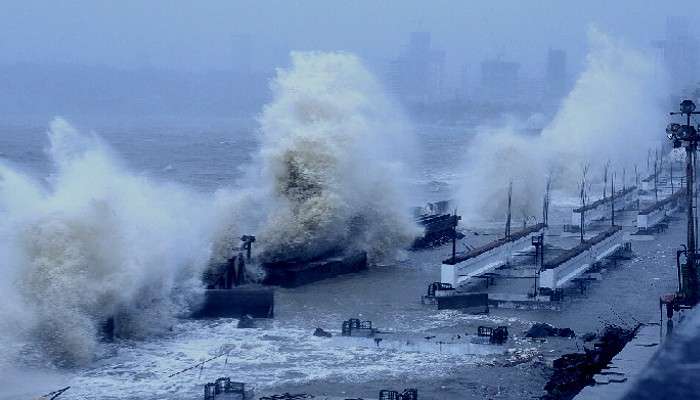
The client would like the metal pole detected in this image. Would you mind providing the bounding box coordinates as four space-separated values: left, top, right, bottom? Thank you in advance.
668 100 700 305
505 181 512 239
611 173 615 226
693 142 698 249
686 139 698 304
671 160 674 194
451 211 461 264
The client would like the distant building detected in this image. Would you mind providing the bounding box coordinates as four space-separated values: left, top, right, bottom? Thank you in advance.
387 32 446 104
458 64 470 99
545 49 567 99
479 58 520 103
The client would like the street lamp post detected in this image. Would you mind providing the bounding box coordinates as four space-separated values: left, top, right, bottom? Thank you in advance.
667 99 700 305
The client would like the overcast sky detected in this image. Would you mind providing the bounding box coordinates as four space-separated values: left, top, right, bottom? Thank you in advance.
2 0 700 79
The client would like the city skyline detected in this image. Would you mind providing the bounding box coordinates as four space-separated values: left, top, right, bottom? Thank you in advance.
3 0 700 78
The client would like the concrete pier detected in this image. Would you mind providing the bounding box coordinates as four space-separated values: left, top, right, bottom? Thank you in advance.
262 251 368 288
440 223 545 288
191 286 274 318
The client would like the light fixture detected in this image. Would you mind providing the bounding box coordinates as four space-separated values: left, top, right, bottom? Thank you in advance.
681 99 697 114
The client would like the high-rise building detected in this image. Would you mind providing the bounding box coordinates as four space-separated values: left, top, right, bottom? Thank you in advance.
387 32 446 104
545 49 567 99
458 64 470 99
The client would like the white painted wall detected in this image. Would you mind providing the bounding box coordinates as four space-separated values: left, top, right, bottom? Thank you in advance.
539 230 625 291
440 227 544 287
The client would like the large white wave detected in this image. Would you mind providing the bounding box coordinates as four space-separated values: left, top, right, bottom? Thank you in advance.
541 28 667 188
458 28 668 224
240 51 419 263
0 51 420 366
0 119 216 366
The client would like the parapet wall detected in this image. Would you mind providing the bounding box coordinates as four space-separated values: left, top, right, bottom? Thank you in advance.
540 226 624 291
571 187 637 227
440 224 545 287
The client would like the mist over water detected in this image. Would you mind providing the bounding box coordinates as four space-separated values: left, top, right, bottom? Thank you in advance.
458 28 668 224
542 28 668 187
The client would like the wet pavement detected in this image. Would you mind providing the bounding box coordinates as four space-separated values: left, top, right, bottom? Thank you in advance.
256 208 683 399
10 206 684 400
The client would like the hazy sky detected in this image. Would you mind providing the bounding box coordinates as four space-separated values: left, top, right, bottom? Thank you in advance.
3 0 700 79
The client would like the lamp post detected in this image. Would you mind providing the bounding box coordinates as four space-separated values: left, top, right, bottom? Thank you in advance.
532 233 544 296
667 99 700 305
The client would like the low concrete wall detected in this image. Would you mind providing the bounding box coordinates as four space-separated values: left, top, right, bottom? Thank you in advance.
636 190 684 230
262 252 368 288
436 293 489 313
191 286 274 318
571 188 636 227
540 229 624 291
637 209 666 230
441 225 545 287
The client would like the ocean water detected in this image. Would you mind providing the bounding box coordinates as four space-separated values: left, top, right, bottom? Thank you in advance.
0 118 466 201
0 117 511 400
0 117 682 400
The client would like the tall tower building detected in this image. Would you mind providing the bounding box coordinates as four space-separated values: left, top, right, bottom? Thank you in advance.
387 32 446 104
545 49 567 99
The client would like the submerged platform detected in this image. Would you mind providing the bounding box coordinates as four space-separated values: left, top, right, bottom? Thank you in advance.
262 251 368 288
191 286 274 318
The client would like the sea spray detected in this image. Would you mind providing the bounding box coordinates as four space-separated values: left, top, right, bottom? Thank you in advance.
458 126 546 224
0 118 215 365
458 28 668 224
246 51 419 263
541 27 667 189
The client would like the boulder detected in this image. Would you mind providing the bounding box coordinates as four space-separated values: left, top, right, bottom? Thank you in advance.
526 323 575 338
313 328 332 338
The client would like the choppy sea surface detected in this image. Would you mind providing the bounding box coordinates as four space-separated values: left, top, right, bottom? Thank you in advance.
0 118 509 400
0 118 468 201
0 118 681 399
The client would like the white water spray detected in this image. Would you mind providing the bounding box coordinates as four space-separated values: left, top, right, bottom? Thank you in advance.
242 51 419 263
0 119 215 366
458 28 668 224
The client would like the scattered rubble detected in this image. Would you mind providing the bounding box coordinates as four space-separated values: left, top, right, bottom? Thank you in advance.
313 328 332 338
526 323 575 338
541 325 637 400
259 394 314 400
477 325 509 344
379 388 418 400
